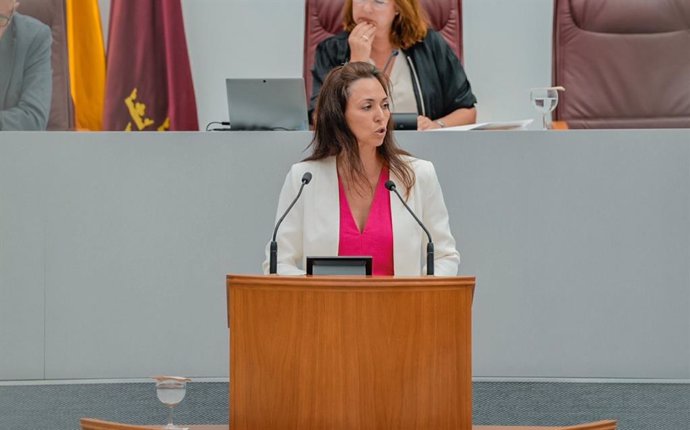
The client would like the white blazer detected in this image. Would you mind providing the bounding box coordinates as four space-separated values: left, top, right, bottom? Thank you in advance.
263 156 460 275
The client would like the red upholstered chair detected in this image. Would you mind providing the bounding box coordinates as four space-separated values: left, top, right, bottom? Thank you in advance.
552 0 690 129
303 0 464 105
17 0 74 130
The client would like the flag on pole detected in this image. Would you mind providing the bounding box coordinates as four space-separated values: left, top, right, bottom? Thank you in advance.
66 0 106 131
103 0 199 131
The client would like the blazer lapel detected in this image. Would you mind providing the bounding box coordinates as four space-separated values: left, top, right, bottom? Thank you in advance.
305 156 340 257
390 168 422 275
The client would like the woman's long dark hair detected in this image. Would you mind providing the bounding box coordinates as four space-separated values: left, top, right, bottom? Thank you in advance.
305 62 415 196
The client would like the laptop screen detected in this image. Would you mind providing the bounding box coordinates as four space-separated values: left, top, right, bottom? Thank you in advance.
225 78 308 131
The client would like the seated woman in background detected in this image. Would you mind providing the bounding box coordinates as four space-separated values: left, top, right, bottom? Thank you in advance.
264 62 460 276
310 0 476 130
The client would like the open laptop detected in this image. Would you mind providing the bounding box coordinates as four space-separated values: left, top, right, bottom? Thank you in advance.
225 78 308 131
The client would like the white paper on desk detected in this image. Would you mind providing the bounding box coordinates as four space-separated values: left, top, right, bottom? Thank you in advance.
429 119 533 131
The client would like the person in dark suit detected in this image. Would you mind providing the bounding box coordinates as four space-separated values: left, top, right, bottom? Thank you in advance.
0 0 52 131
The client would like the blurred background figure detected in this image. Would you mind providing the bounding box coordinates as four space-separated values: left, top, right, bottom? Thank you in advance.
0 0 52 131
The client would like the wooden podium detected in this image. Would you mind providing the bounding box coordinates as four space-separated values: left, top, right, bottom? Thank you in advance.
226 275 475 430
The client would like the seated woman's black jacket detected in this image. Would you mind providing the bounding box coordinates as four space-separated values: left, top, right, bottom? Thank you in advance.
309 30 477 123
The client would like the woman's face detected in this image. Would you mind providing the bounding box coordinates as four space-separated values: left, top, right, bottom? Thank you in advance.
352 0 397 36
344 77 390 151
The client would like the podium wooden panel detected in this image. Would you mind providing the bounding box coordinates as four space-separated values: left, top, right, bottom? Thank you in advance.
80 422 616 430
226 275 475 430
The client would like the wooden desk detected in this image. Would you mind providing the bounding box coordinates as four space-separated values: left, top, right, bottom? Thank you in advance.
188 425 613 430
187 426 562 429
186 426 568 430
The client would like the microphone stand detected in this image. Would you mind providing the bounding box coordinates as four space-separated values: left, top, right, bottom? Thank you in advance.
269 172 312 274
385 180 434 275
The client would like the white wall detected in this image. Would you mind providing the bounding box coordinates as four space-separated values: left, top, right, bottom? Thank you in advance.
464 0 553 123
96 0 553 129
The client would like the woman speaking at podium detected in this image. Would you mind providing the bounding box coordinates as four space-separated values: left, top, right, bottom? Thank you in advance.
263 62 459 276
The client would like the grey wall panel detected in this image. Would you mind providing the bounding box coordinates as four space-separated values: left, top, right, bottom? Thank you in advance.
1 130 689 380
397 131 690 378
39 134 307 379
0 143 46 379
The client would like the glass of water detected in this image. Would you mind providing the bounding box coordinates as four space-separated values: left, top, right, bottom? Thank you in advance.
530 87 563 130
154 376 191 429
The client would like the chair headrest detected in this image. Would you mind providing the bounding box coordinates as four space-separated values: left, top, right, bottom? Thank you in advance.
570 0 690 33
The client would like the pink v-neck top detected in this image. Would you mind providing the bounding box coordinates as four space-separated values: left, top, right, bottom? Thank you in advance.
338 167 394 275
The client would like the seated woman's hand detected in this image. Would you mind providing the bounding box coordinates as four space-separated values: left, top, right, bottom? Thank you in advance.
348 22 376 62
417 115 442 131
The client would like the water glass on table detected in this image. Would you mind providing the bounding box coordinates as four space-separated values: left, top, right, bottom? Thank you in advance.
153 375 191 430
530 86 565 130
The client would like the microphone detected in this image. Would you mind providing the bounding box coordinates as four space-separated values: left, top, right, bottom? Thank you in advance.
385 180 434 275
269 172 313 274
